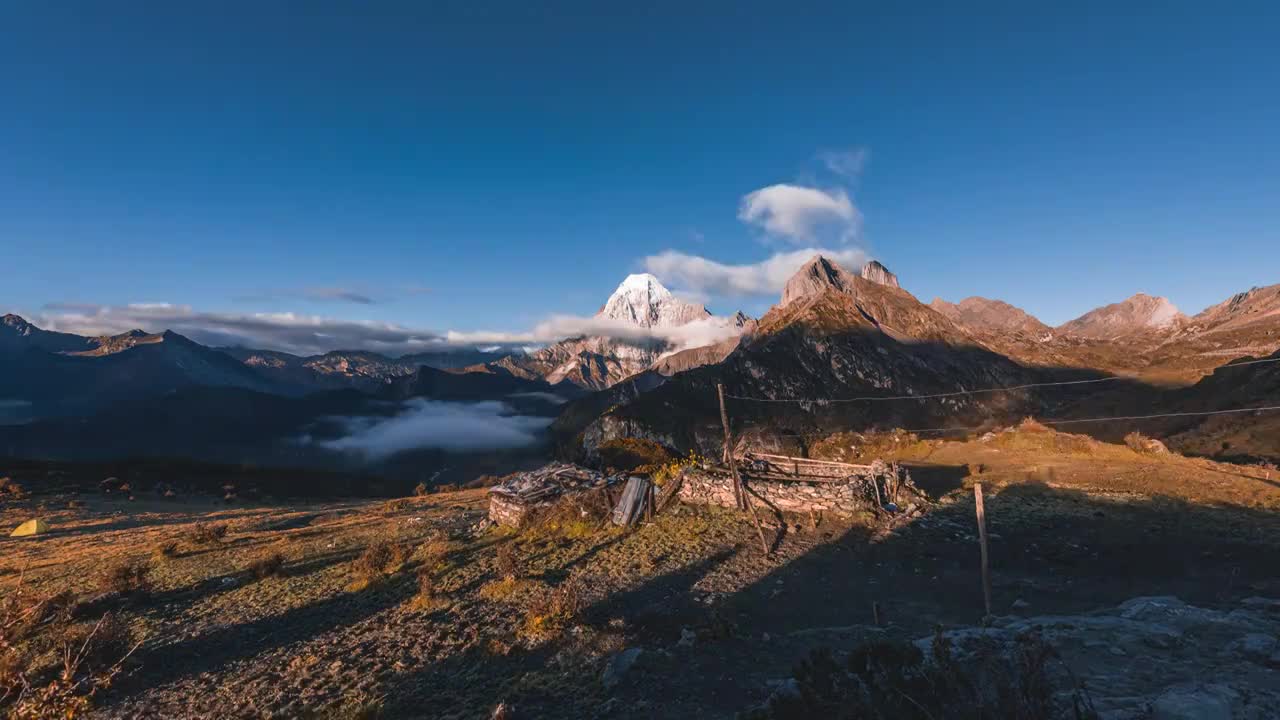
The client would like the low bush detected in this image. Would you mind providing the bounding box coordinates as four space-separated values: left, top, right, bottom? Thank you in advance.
152 541 179 562
2 579 138 718
1124 431 1169 455
348 540 410 591
246 552 286 581
519 576 584 642
0 477 26 498
597 437 676 473
187 522 228 546
95 559 152 597
495 543 520 581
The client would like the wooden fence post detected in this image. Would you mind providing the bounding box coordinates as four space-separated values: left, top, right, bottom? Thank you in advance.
717 384 770 554
717 383 742 508
974 483 992 617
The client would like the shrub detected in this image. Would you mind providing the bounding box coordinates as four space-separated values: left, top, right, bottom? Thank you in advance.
1 580 137 718
521 494 606 540
152 541 179 562
0 477 26 498
348 541 410 591
413 482 429 497
188 522 228 546
519 576 584 642
1124 431 1169 455
406 567 445 613
246 552 286 581
418 537 451 572
96 559 152 597
495 543 520 581
597 438 675 473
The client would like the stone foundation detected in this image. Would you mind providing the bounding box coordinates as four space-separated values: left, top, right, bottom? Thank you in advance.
489 493 543 527
678 467 893 516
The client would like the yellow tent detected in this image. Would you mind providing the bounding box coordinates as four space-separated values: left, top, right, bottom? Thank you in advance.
9 518 49 537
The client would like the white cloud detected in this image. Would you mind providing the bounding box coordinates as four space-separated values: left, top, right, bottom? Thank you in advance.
642 247 869 297
444 313 746 355
39 304 455 357
35 300 747 358
738 184 860 243
317 399 550 459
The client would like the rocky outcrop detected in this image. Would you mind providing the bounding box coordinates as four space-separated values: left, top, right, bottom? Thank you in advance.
924 596 1280 719
780 255 859 307
859 260 899 288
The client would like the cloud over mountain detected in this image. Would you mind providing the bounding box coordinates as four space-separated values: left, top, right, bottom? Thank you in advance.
34 300 746 357
642 247 869 297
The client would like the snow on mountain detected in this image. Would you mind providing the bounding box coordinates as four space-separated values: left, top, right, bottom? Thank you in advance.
489 273 752 390
597 273 711 328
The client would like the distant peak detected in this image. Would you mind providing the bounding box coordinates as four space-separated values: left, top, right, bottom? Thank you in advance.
860 260 900 288
1058 293 1186 338
617 272 666 290
598 273 707 328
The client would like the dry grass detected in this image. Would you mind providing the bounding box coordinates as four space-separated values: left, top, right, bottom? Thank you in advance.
983 419 1101 455
811 429 936 463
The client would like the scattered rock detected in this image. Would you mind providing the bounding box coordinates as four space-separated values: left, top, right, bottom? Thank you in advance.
1011 599 1030 611
601 648 643 690
677 628 696 647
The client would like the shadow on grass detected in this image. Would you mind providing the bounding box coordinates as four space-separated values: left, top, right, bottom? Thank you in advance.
101 480 1280 718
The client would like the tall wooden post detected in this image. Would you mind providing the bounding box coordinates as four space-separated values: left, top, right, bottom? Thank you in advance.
974 483 992 617
718 384 770 554
717 384 741 508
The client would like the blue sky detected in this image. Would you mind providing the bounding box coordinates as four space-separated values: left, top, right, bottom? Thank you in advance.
2 1 1277 352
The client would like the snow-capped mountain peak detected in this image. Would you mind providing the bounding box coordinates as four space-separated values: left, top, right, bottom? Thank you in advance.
597 273 710 328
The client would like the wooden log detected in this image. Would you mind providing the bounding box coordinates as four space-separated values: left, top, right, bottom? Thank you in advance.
975 483 992 618
656 472 685 514
744 453 874 470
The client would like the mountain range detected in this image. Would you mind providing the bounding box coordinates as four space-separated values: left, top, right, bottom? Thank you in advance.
556 257 1280 463
3 259 1279 472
